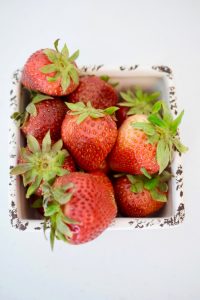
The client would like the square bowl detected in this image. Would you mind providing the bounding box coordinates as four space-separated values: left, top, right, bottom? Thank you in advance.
9 65 185 231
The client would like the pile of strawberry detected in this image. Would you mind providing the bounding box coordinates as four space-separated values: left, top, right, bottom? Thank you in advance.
11 40 187 248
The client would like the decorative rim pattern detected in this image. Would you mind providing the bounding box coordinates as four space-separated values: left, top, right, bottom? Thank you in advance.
8 66 184 231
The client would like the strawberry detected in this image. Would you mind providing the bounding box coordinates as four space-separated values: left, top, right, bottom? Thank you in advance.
109 114 159 174
61 102 118 171
116 106 129 127
10 132 74 198
113 170 170 217
21 39 79 96
41 172 117 247
109 101 188 175
12 91 67 141
67 75 118 109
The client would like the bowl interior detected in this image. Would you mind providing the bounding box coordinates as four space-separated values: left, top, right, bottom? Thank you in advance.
15 70 174 220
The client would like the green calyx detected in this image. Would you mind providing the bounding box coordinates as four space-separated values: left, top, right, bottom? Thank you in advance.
40 39 79 92
36 182 78 250
119 88 160 115
11 90 53 127
100 75 119 87
132 101 188 174
10 131 69 198
126 168 172 202
65 101 119 124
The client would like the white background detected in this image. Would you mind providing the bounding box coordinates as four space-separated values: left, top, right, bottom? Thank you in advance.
0 0 200 299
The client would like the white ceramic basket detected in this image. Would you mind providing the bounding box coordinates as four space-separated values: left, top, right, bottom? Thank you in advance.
9 65 184 231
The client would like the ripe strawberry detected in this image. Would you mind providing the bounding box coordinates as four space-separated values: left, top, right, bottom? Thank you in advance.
42 172 117 247
116 106 129 127
113 170 170 217
10 132 74 198
61 102 118 171
67 75 118 109
109 114 159 174
21 39 79 96
109 101 188 174
91 159 110 174
19 93 67 141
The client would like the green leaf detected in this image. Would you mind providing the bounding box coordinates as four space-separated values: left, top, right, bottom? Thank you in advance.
32 93 53 104
140 167 151 179
152 101 162 114
65 101 85 111
55 231 68 242
22 170 36 186
26 176 42 198
62 214 79 224
42 131 51 153
172 137 188 153
31 198 43 208
77 112 89 124
61 43 69 58
55 168 69 177
113 173 126 178
132 122 156 136
144 177 159 190
135 88 143 99
120 91 134 103
158 182 168 192
26 103 37 116
161 101 173 124
69 68 79 84
100 75 110 82
27 135 41 153
50 226 56 251
104 106 119 115
126 174 137 184
40 64 58 74
51 140 63 152
44 202 60 217
47 73 60 82
61 75 70 92
170 110 184 134
148 114 167 128
147 133 160 145
43 49 57 63
156 139 170 174
148 91 160 101
54 38 60 52
56 214 72 238
118 102 135 107
10 163 32 175
150 189 167 202
68 49 79 62
131 181 144 193
160 170 172 182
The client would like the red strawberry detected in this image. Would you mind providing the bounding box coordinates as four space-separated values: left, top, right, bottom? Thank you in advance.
67 75 118 109
21 96 67 141
10 132 74 198
61 102 118 171
109 114 159 175
116 106 129 127
21 39 79 96
110 101 188 175
43 172 117 246
91 159 110 174
113 171 169 217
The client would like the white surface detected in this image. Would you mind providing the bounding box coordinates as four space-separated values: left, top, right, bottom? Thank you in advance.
0 0 199 299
